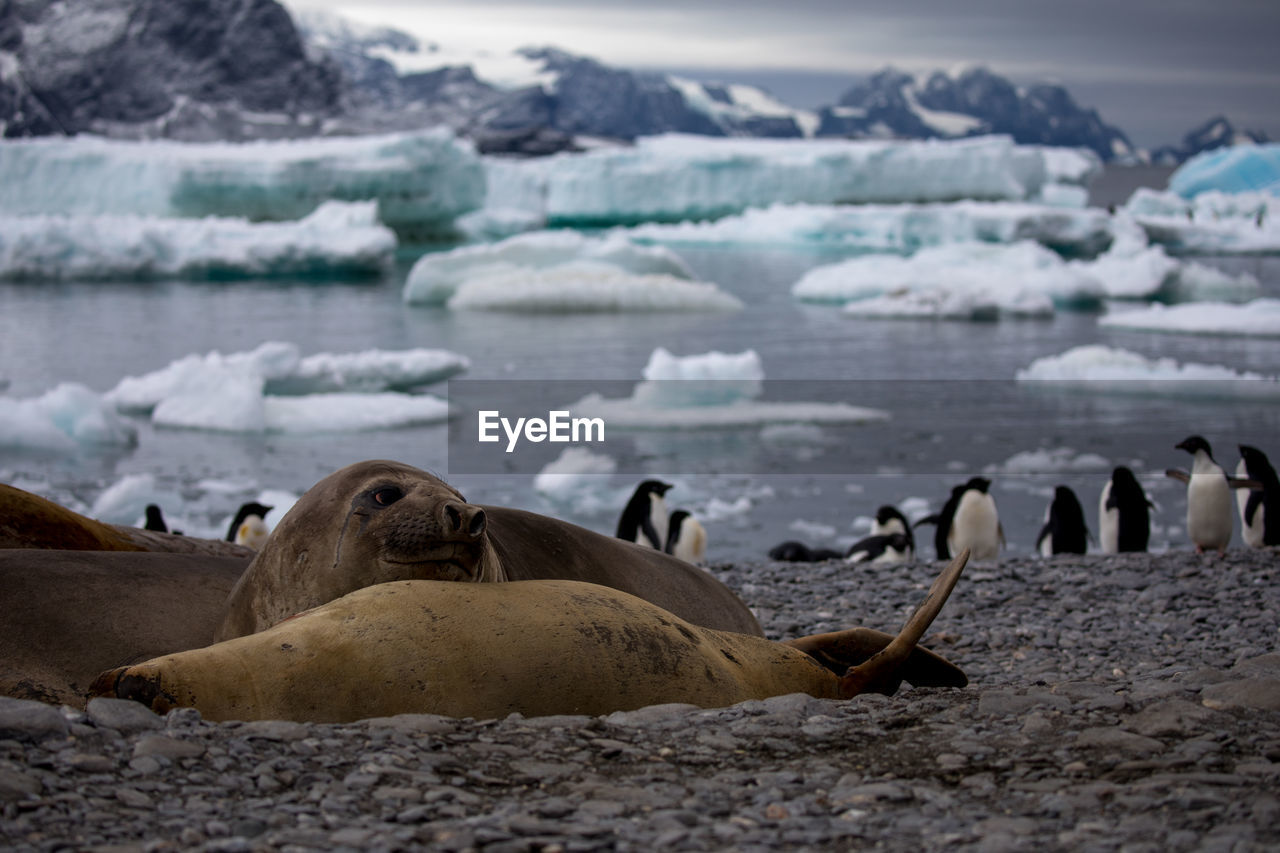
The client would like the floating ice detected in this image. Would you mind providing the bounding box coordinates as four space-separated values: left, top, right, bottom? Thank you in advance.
1122 188 1280 255
261 393 450 434
1016 345 1279 397
90 473 176 527
107 342 300 413
0 383 138 452
531 447 623 515
403 230 697 305
1168 144 1280 198
794 241 1103 319
624 200 1112 256
984 447 1111 475
485 134 1064 226
0 129 484 235
569 348 888 429
0 202 396 282
1097 299 1280 337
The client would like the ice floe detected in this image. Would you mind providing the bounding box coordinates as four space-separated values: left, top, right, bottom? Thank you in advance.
1015 345 1280 397
0 202 396 282
1122 188 1280 255
569 348 888 428
0 383 138 452
984 447 1112 475
0 129 484 235
1097 299 1280 337
1168 143 1280 198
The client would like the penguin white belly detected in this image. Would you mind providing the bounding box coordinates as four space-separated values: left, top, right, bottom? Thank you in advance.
1098 480 1119 554
1187 473 1233 551
670 517 707 564
1236 459 1265 549
1037 533 1053 558
871 544 911 565
633 493 669 549
950 492 1001 560
235 517 271 551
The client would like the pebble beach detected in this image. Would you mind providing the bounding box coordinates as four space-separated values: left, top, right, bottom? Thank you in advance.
2 549 1278 852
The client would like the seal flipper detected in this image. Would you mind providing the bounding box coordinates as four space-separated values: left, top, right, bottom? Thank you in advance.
785 626 966 690
837 548 968 697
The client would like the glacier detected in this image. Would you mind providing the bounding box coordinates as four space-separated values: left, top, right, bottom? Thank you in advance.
1169 143 1280 198
1015 344 1280 397
474 134 1093 227
0 202 396 282
0 383 138 452
624 200 1113 257
1097 299 1280 337
0 129 484 236
403 231 740 312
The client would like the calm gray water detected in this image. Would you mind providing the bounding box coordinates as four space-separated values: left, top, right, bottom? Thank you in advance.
2 167 1278 560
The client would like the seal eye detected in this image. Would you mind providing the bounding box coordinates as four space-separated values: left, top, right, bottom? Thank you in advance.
372 486 403 506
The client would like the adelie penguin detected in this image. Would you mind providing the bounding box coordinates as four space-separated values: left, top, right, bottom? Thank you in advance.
916 478 1003 561
1167 435 1257 555
1099 466 1152 553
1236 445 1280 548
1036 485 1089 556
616 480 673 550
226 502 273 551
143 504 168 533
767 541 844 563
664 509 707 565
845 505 915 564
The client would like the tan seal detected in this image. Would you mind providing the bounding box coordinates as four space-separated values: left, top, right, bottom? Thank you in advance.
93 550 968 722
215 460 761 641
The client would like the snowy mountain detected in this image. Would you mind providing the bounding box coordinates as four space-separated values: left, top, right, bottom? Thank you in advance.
816 67 1134 163
0 0 344 141
1150 116 1270 165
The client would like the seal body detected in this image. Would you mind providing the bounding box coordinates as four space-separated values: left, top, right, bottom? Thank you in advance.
0 549 247 707
215 461 760 641
1037 485 1088 556
93 562 968 723
1099 466 1150 554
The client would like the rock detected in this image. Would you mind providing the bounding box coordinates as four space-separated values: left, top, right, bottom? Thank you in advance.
1128 699 1221 737
86 697 165 734
1202 679 1280 711
133 734 206 761
1074 728 1165 755
0 696 70 741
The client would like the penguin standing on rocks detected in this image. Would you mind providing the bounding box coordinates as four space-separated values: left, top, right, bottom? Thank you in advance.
616 480 673 550
1167 435 1255 554
916 478 1002 561
1236 445 1280 548
914 484 966 561
1098 466 1152 553
1036 485 1089 556
143 504 168 533
845 505 915 564
227 502 273 551
664 509 707 565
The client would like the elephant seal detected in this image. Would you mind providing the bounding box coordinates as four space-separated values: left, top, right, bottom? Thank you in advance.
0 483 254 558
92 551 968 722
215 460 761 641
0 549 248 707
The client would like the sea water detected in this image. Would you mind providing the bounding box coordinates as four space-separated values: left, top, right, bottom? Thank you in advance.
1 168 1278 561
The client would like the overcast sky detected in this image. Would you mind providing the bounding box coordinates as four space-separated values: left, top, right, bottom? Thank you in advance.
284 0 1280 149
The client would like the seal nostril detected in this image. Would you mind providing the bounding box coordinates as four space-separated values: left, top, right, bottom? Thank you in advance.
445 504 462 532
468 509 486 538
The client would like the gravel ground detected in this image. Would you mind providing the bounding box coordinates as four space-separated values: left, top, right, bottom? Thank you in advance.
2 549 1279 852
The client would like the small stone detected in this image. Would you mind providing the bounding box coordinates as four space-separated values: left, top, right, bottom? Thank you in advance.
605 703 700 727
1129 698 1220 737
978 689 1070 716
66 753 114 773
1202 678 1280 711
238 719 309 741
0 767 42 801
116 787 153 808
133 734 205 761
1075 727 1164 755
86 697 165 734
936 753 967 769
0 697 69 742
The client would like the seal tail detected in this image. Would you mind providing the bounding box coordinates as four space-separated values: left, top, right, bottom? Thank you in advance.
837 548 969 698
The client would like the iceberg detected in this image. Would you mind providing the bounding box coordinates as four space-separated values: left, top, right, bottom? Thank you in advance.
403 230 696 305
0 202 396 282
1168 144 1280 198
0 129 484 236
483 134 1063 227
152 386 450 433
1015 345 1280 397
624 200 1113 256
1122 188 1280 255
984 447 1112 475
106 342 300 413
531 447 624 515
569 348 888 429
793 241 1104 319
1097 299 1280 337
0 383 138 452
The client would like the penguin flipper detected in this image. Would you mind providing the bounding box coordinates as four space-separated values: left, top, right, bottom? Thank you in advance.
639 516 662 550
913 514 941 528
1227 476 1263 490
1165 468 1191 484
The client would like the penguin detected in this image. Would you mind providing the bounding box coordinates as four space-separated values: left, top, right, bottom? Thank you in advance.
1167 435 1251 554
845 505 915 564
1098 466 1151 554
767 541 844 562
845 531 913 564
143 504 168 533
664 509 707 565
226 501 273 551
1036 485 1089 556
615 480 673 550
948 477 1003 561
1236 445 1280 547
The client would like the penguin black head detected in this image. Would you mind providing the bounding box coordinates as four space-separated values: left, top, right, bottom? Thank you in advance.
1176 435 1212 457
1112 466 1141 490
874 505 908 528
143 504 168 533
639 480 674 496
226 502 273 542
1240 445 1275 474
963 477 992 493
665 509 691 551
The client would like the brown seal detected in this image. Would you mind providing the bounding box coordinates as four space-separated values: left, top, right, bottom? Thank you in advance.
92 551 968 722
0 483 254 557
215 460 761 641
0 549 248 707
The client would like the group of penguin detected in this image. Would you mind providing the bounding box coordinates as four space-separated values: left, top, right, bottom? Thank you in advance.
617 436 1278 566
144 501 274 551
